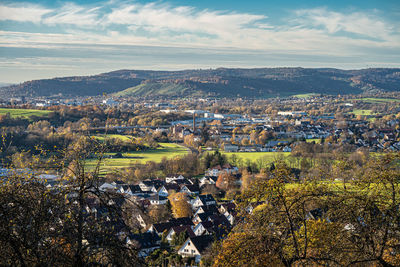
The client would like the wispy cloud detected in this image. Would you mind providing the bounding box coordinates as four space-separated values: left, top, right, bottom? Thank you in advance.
295 8 396 41
0 1 399 82
42 3 103 27
0 1 398 52
0 3 52 23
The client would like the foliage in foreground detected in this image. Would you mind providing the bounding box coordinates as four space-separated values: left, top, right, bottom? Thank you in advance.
214 154 400 267
0 137 142 266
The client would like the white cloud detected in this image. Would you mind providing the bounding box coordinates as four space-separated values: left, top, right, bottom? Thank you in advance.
0 2 398 61
42 3 102 27
0 4 52 23
295 8 396 40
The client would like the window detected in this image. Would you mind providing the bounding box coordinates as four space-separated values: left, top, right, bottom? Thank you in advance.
191 250 196 254
184 249 189 252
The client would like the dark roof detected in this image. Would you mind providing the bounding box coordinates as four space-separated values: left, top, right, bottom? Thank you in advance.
171 217 194 226
148 195 168 201
171 178 193 185
128 232 160 249
195 212 214 222
170 225 196 238
152 217 194 233
141 179 165 187
181 184 200 192
198 194 216 204
114 180 126 184
128 185 143 193
189 236 214 254
197 205 219 215
207 214 231 227
162 184 180 191
220 203 236 213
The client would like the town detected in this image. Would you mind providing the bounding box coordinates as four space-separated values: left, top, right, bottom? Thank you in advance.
1 92 400 266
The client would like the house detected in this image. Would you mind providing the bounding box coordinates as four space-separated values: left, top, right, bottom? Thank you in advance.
199 176 218 187
194 205 219 217
219 203 236 225
125 185 143 195
139 180 164 192
206 164 238 176
148 217 194 236
148 195 168 205
99 182 116 192
180 184 200 196
165 175 185 183
157 184 180 197
126 233 161 257
219 203 236 214
193 212 215 224
192 221 213 236
223 144 239 152
178 236 214 263
165 225 196 242
192 194 217 209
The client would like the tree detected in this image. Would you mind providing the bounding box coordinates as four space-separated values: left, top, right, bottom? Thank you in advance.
0 136 142 266
148 204 171 224
216 172 236 191
240 169 253 192
168 192 192 218
214 155 400 267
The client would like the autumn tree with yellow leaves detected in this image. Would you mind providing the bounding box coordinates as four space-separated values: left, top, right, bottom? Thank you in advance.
214 155 400 267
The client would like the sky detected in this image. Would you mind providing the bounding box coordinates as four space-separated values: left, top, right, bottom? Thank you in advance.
0 0 399 83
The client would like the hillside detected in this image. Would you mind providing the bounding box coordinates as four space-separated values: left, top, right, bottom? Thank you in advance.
1 68 399 98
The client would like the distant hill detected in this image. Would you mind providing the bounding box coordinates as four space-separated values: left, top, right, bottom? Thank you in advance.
1 68 399 98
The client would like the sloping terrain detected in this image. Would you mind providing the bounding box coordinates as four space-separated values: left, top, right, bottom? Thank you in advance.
1 68 399 98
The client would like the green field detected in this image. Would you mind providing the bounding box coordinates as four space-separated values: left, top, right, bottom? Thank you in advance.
85 142 189 173
222 151 295 166
353 98 400 104
92 134 133 142
351 109 374 116
0 108 53 119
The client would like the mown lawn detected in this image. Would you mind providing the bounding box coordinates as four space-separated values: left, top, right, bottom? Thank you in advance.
85 142 189 173
351 109 374 116
222 152 295 167
0 108 53 119
92 134 133 142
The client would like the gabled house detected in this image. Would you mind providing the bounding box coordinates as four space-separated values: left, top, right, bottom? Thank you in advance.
148 217 194 236
194 205 219 217
193 212 214 225
139 180 164 192
180 184 200 196
148 195 168 205
99 182 116 192
192 194 217 209
206 164 239 176
165 175 185 183
157 184 180 197
165 225 196 242
192 221 213 236
178 236 214 263
199 176 218 187
125 185 143 195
